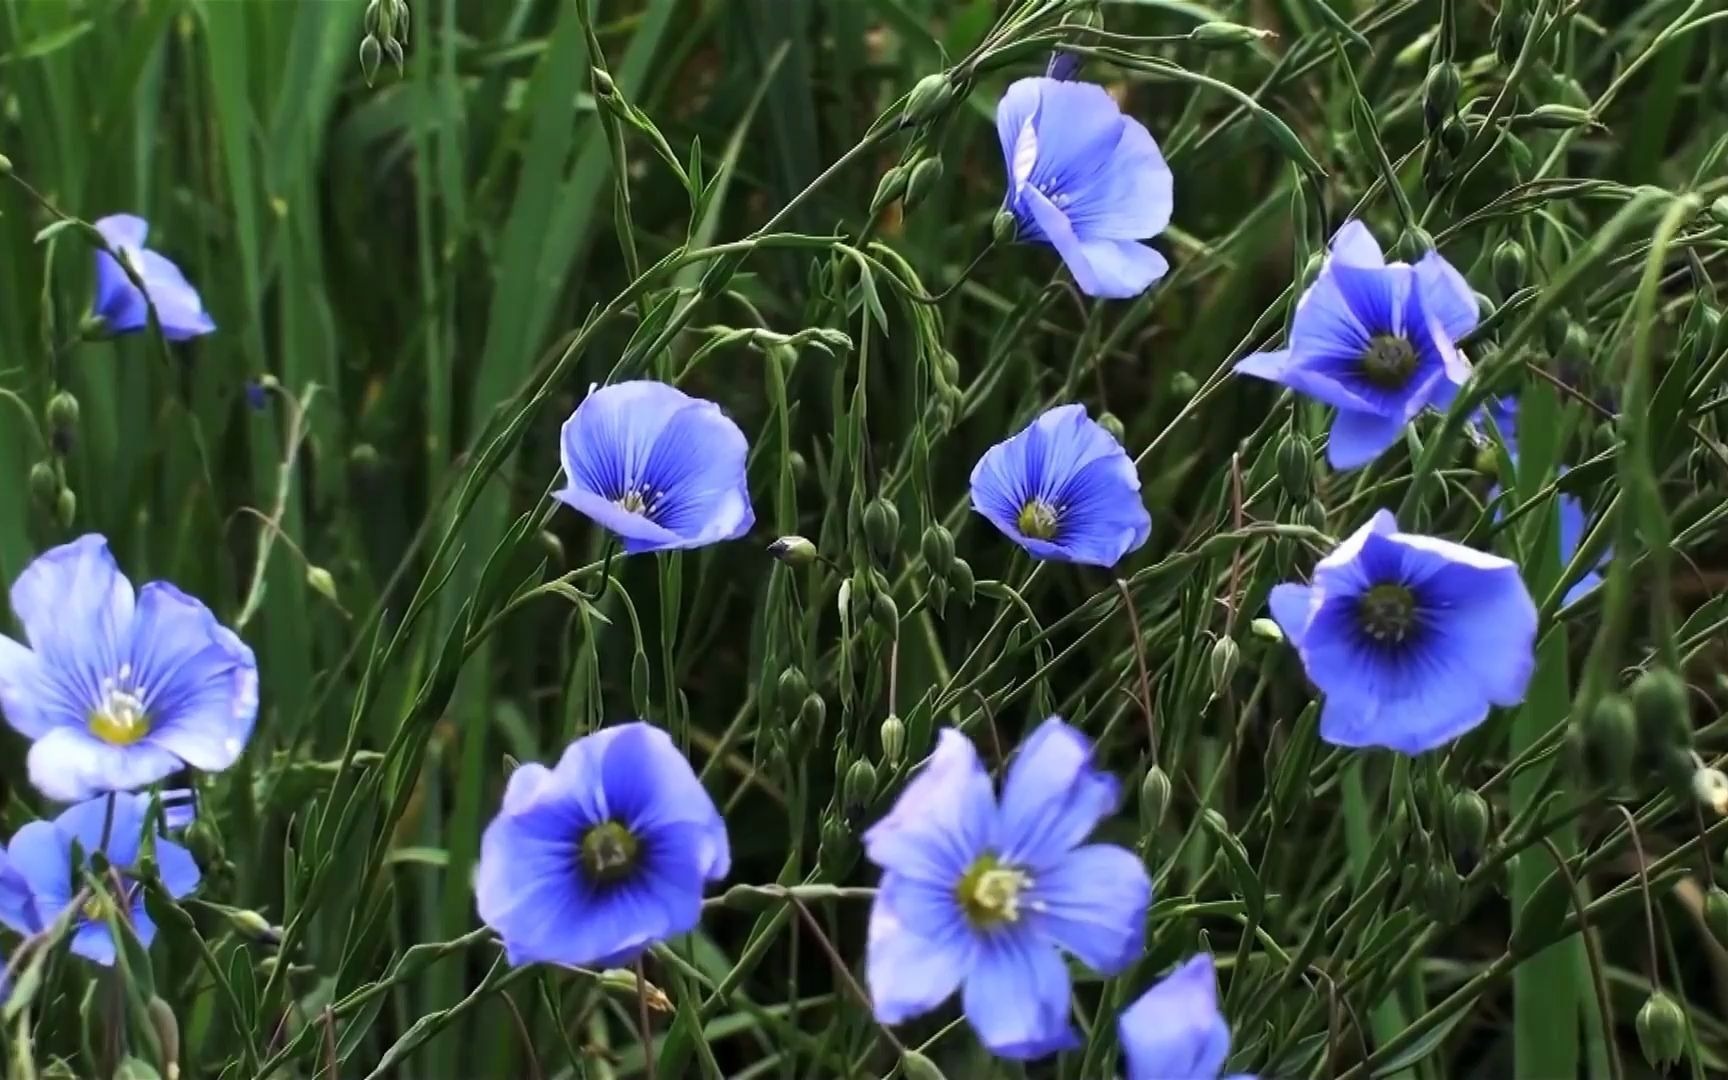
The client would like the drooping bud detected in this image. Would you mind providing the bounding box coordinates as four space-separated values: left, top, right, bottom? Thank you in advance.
0 153 12 175
1493 10 1529 68
1249 617 1283 643
1422 62 1461 132
1705 887 1728 949
898 1050 949 1080
359 34 383 85
871 592 900 637
901 73 954 126
920 524 955 577
1275 432 1312 500
879 714 906 766
55 488 76 528
146 996 181 1075
1421 864 1461 921
1632 668 1693 761
844 759 879 811
1188 21 1272 49
948 558 975 606
46 391 79 439
1140 766 1172 833
1394 224 1434 263
903 158 944 213
790 692 826 753
305 566 338 604
863 497 901 563
1445 789 1490 872
1492 238 1527 295
1208 638 1240 695
1580 693 1636 789
767 535 818 567
870 165 909 216
1517 105 1596 131
28 461 58 507
1097 411 1126 444
818 814 857 878
777 667 810 718
1635 991 1686 1068
992 209 1018 245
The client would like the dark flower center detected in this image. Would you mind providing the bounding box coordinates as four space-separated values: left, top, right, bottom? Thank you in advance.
1017 499 1060 540
956 852 1031 929
579 821 640 884
1360 334 1417 389
1357 583 1418 643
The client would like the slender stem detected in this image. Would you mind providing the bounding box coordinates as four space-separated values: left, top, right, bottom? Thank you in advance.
634 959 657 1079
1614 804 1663 988
1537 838 1623 1080
1114 577 1157 762
785 895 906 1057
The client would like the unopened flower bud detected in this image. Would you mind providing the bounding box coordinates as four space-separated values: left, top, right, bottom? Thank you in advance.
1632 668 1692 759
29 461 58 507
920 525 955 576
1394 224 1434 263
1140 766 1172 832
818 814 856 878
1492 238 1527 295
1422 62 1461 132
1711 196 1728 230
902 157 944 213
992 209 1018 245
844 759 879 810
948 558 975 606
902 73 954 125
1518 104 1595 131
777 667 810 718
383 36 404 73
146 996 181 1072
1096 411 1126 444
1421 864 1461 921
591 68 615 99
1705 886 1728 949
864 497 901 563
46 391 79 436
871 592 900 637
797 693 826 744
1635 991 1686 1068
359 34 382 85
871 165 909 215
0 152 12 175
898 1050 947 1080
1445 789 1490 871
1188 21 1271 49
1580 693 1636 788
1249 617 1283 642
1275 432 1312 500
305 565 338 604
1208 638 1240 694
55 487 76 528
768 535 817 567
1170 371 1199 399
537 529 565 566
879 715 906 766
227 908 282 945
1694 767 1728 816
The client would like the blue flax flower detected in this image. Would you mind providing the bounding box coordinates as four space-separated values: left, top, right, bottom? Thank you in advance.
91 215 216 341
1267 510 1537 753
554 381 754 554
864 717 1151 1060
1477 398 1605 606
1235 222 1479 469
0 794 201 965
475 722 730 968
0 536 258 802
970 404 1152 567
1120 954 1254 1080
996 77 1173 298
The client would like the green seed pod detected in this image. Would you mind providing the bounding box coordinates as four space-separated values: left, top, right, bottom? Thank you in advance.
818 814 857 878
55 488 76 529
1421 865 1461 921
1492 238 1527 296
864 497 901 563
1209 638 1240 695
537 530 565 566
1422 62 1461 132
1097 411 1126 444
630 651 651 712
870 165 909 215
46 391 80 436
1300 498 1328 534
767 535 817 567
992 209 1018 245
1580 693 1636 789
903 157 944 213
1705 887 1728 949
902 73 954 125
359 33 382 85
1394 224 1434 263
305 565 339 604
0 153 12 175
879 714 907 766
28 461 58 507
898 1050 949 1080
920 524 955 577
777 667 810 718
1439 117 1468 157
1518 104 1595 131
1710 196 1728 230
871 592 900 637
1140 766 1172 833
1249 617 1283 643
1170 371 1199 399
146 996 181 1069
1632 668 1692 758
1445 789 1490 871
1188 21 1268 49
844 758 879 811
1275 432 1312 500
1560 322 1591 368
795 693 826 750
948 558 975 606
1636 991 1686 1069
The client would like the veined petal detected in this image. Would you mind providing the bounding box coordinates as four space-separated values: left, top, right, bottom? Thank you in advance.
1024 187 1159 298
1267 583 1319 650
4 821 73 919
474 811 587 959
1234 349 1293 384
1328 221 1386 268
57 792 148 868
1020 79 1129 202
28 728 183 802
962 932 1080 1060
635 399 754 548
134 250 215 340
1063 114 1173 241
996 78 1044 191
867 872 975 1024
558 381 697 508
1027 843 1149 973
997 717 1120 869
552 487 685 552
1414 250 1479 341
71 921 122 966
599 723 729 880
154 836 202 899
0 635 57 739
95 214 150 250
1044 453 1153 567
1326 262 1411 341
93 250 148 332
863 728 994 886
1119 954 1232 1080
1327 407 1410 469
1318 682 1489 754
9 535 135 689
129 583 257 773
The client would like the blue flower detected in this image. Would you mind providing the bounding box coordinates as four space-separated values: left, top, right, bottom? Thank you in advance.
1476 399 1605 606
474 721 730 968
0 536 258 802
1120 954 1254 1080
1468 395 1519 456
0 794 202 965
864 717 1151 1060
970 404 1152 567
1267 510 1537 753
996 77 1173 298
1235 222 1480 469
91 215 216 341
554 381 754 555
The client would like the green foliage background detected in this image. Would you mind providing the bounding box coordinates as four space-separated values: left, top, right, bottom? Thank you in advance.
1 0 1727 1076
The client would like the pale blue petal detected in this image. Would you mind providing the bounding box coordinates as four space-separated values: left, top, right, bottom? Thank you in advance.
1328 221 1385 267
134 250 215 341
1119 954 1231 1080
1234 350 1292 383
552 487 684 551
867 872 975 1024
95 214 150 250
962 932 1080 1060
154 837 201 899
635 401 754 549
0 635 57 739
0 848 37 934
1024 186 1159 299
1028 843 1149 973
93 250 148 332
474 811 588 964
996 78 1044 192
71 921 120 966
1267 584 1317 650
129 583 257 772
58 793 147 867
1327 262 1410 340
1328 407 1409 469
997 717 1120 869
1021 79 1129 205
5 821 73 917
863 729 994 887
599 722 729 880
28 728 183 802
558 381 696 507
1414 251 1479 341
9 535 135 692
1063 114 1173 241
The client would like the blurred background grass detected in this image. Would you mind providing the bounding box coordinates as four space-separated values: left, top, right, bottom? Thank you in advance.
1 0 1727 1077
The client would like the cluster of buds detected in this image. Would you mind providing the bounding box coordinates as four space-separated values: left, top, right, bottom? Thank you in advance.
360 0 410 85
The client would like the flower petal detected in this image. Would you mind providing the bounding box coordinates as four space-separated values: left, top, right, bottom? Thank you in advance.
962 931 1080 1060
1328 221 1385 268
1024 186 1159 298
634 400 754 549
996 78 1044 192
57 793 148 868
71 921 120 966
599 723 729 880
129 583 257 773
1028 843 1149 973
1063 114 1174 241
867 871 975 1024
1021 79 1130 203
154 836 202 899
474 811 587 963
28 729 183 803
997 717 1120 869
551 487 685 551
1414 250 1479 341
132 250 215 340
95 215 150 250
1327 407 1409 469
1045 455 1153 568
9 535 135 684
5 821 73 919
1234 349 1292 384
1267 583 1317 650
863 728 994 886
1119 954 1232 1080
93 250 148 332
0 635 57 739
